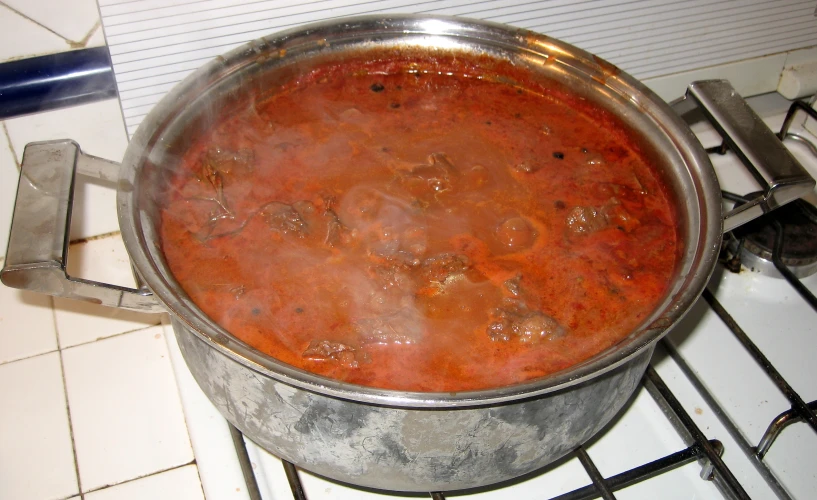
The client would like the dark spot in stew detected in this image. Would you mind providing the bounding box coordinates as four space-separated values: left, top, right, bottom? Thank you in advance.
514 113 522 119
553 152 564 160
295 307 304 313
485 121 492 125
390 102 401 109
554 200 566 210
581 147 589 154
516 88 523 94
252 308 261 316
370 83 385 92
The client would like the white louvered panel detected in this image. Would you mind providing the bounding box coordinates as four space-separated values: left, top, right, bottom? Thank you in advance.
98 0 817 136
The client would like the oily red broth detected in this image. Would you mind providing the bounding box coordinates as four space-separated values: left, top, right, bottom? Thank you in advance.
159 51 679 392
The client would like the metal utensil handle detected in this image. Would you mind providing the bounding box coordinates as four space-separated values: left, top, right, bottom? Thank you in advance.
1 139 164 313
671 80 816 233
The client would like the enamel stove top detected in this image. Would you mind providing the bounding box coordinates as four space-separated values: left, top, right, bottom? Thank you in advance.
163 92 817 500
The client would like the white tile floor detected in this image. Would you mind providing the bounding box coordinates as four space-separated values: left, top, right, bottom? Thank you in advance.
0 2 209 499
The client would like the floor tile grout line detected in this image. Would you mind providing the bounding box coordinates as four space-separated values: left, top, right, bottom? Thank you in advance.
58 320 165 353
0 0 81 46
81 458 197 495
2 122 20 169
54 300 86 499
159 319 200 480
70 21 103 50
0 347 61 367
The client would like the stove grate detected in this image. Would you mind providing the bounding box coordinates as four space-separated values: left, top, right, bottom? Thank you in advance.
552 440 720 500
703 290 817 436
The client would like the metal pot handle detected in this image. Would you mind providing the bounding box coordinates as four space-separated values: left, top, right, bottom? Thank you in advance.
671 80 816 233
1 139 164 313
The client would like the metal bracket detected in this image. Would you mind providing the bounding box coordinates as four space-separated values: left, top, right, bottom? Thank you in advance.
671 80 816 233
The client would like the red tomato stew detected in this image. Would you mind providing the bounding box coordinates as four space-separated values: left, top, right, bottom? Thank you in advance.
159 50 679 392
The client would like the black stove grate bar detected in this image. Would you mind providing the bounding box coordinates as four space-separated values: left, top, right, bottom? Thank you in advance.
777 99 817 142
277 460 448 500
283 460 308 500
575 446 617 500
771 221 817 311
756 400 817 459
229 423 263 500
702 289 817 435
643 366 750 500
551 441 716 500
662 337 794 499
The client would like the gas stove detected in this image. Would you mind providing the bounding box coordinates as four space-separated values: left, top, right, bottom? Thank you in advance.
158 92 817 500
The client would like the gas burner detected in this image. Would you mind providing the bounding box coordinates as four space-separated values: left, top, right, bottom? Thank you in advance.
728 192 817 278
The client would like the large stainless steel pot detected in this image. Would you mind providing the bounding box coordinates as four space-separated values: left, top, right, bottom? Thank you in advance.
3 15 815 492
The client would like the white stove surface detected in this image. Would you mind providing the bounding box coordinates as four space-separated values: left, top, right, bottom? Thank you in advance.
162 93 817 500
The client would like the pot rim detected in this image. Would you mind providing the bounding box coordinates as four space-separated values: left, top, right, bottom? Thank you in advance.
117 14 722 408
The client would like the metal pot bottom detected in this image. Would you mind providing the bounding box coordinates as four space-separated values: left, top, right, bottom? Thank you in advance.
174 317 652 492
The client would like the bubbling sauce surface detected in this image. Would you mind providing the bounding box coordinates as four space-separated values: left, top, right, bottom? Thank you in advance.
160 52 679 392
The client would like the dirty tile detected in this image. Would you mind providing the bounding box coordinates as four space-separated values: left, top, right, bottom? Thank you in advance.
0 3 69 62
53 234 162 348
4 0 101 45
62 326 194 491
87 22 107 48
0 285 57 364
0 352 79 499
4 99 129 240
85 465 204 500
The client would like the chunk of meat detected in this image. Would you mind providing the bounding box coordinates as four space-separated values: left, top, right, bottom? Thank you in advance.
303 340 359 368
602 200 639 232
503 274 522 296
487 300 566 343
566 206 607 234
513 162 541 174
202 147 254 174
370 258 416 291
355 308 422 345
338 187 425 257
195 147 254 211
399 152 460 200
419 253 469 283
259 202 307 236
322 209 347 247
566 199 639 234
